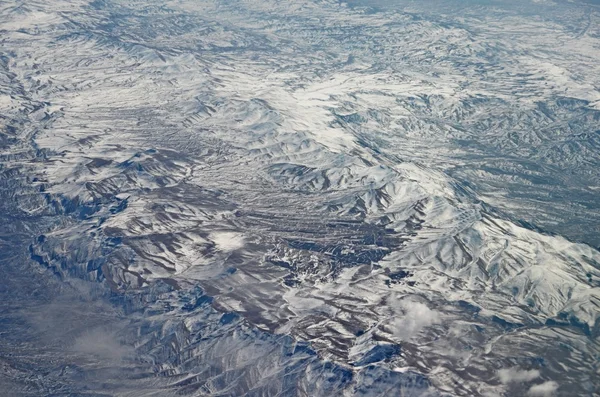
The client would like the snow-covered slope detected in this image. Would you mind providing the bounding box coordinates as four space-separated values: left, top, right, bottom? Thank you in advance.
1 0 600 395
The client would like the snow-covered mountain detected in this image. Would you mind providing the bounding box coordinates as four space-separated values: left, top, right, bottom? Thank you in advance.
1 0 599 395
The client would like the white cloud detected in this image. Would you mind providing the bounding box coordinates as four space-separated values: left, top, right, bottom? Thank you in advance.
72 327 134 362
390 299 440 340
211 231 245 252
528 381 559 397
498 367 541 384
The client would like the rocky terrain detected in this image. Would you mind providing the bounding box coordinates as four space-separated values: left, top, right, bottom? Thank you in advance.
1 0 599 395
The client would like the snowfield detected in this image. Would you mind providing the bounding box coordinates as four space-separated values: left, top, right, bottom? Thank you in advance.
1 0 600 395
